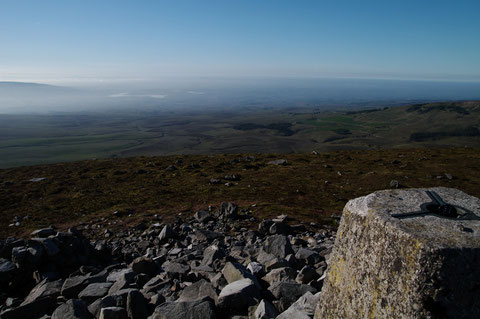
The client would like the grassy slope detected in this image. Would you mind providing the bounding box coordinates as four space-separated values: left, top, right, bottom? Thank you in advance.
1 147 479 238
0 101 479 168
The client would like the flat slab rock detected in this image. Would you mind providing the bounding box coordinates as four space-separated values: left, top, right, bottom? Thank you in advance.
315 187 480 319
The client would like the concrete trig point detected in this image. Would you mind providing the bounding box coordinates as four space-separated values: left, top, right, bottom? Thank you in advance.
315 187 480 319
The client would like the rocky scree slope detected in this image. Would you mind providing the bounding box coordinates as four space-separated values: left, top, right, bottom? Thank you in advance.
0 202 335 319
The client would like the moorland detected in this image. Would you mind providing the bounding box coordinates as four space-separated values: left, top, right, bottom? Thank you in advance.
0 101 479 168
0 100 479 238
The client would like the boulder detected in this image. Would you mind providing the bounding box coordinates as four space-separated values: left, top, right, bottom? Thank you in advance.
131 256 157 276
195 229 222 242
62 275 91 299
1 279 63 319
201 245 225 266
254 299 279 319
277 291 320 319
315 187 480 319
158 225 177 242
108 271 135 295
219 202 238 220
194 210 212 223
262 235 293 259
126 289 149 319
31 228 56 238
78 282 113 303
0 258 16 282
221 262 261 289
262 267 296 285
99 307 128 319
148 298 216 319
51 299 91 319
296 266 319 284
88 295 124 318
178 279 218 303
268 282 316 312
247 262 264 277
161 261 190 280
217 278 259 311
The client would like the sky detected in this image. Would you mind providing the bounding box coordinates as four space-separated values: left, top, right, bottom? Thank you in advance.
1 0 480 84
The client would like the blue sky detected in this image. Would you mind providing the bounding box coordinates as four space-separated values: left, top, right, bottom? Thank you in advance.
1 0 480 83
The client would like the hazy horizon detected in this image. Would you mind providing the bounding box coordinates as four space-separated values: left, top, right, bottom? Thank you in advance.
1 76 480 114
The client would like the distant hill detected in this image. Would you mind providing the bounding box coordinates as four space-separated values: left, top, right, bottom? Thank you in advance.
0 81 76 96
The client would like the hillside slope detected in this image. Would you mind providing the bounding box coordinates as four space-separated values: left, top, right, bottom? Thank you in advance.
1 148 479 239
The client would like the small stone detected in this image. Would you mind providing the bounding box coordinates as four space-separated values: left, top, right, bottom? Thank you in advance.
30 228 56 238
268 159 287 165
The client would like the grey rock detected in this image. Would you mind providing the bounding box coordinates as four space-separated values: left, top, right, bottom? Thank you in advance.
194 210 212 223
195 229 223 242
127 289 149 319
268 282 316 311
78 282 113 303
254 299 279 319
219 202 238 219
267 159 287 165
0 258 16 281
222 262 261 289
40 238 60 256
295 248 321 265
217 278 259 311
262 235 293 259
108 271 135 295
269 222 289 235
202 245 225 266
31 228 56 238
278 291 320 319
27 244 44 265
51 299 91 319
158 225 177 242
131 256 157 276
162 261 190 280
23 278 63 305
1 279 63 319
107 269 133 283
262 267 297 285
88 295 124 318
99 307 128 319
62 275 91 299
315 187 480 319
148 298 216 319
296 266 319 284
11 246 28 265
247 262 264 277
178 279 218 303
264 257 289 272
210 272 227 290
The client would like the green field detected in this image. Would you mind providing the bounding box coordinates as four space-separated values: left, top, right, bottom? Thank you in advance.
0 101 479 168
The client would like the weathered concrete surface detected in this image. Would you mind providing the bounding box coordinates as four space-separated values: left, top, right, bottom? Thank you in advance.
315 187 480 319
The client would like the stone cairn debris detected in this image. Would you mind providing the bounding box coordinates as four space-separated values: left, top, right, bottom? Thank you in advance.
315 187 480 319
0 202 335 319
